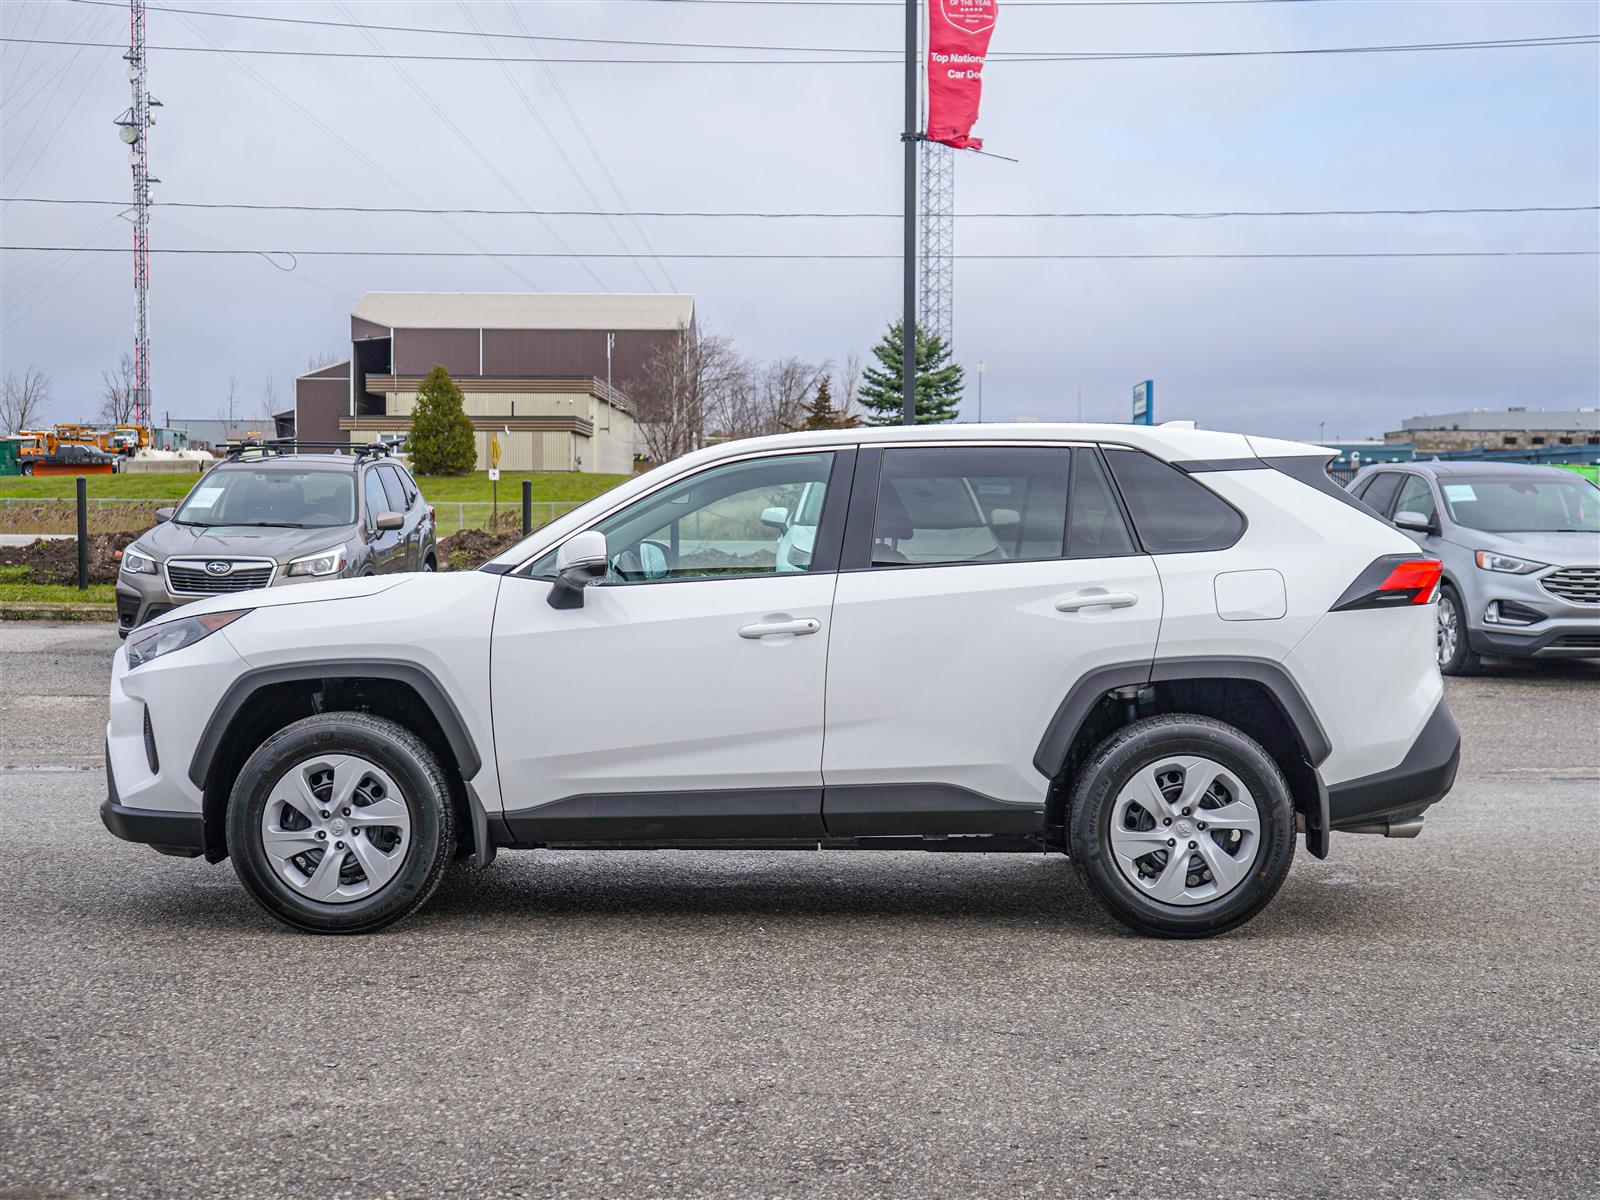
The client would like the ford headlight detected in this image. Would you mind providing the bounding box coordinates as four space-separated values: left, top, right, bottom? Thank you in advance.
286 544 348 577
1474 550 1545 575
126 610 247 669
121 547 158 576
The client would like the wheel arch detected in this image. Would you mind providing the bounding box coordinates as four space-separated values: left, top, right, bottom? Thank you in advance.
1037 657 1333 859
190 661 487 865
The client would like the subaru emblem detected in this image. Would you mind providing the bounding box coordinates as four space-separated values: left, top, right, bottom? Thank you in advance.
205 561 233 576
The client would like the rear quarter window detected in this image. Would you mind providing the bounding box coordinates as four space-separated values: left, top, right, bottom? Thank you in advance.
1103 448 1245 554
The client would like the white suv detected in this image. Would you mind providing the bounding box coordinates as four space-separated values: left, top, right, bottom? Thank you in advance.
102 423 1460 938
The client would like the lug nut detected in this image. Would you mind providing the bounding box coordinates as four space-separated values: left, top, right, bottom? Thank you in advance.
316 831 326 841
335 840 345 850
1162 818 1172 826
1166 838 1175 847
1197 822 1207 830
320 810 330 819
1181 807 1191 816
342 807 351 816
1188 841 1197 849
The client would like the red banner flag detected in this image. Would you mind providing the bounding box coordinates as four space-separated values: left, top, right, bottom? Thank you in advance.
927 0 998 150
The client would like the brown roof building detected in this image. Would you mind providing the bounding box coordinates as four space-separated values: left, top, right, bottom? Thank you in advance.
293 292 692 473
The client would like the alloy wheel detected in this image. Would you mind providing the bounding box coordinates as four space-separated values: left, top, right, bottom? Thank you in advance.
260 754 412 904
1436 594 1460 668
1109 756 1262 906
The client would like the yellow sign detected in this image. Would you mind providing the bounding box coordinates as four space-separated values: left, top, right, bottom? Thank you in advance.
489 433 502 469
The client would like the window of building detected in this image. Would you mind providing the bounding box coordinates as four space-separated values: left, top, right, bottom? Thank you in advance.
1532 437 1546 446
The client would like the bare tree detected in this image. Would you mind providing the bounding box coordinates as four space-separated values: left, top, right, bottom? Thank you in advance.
1 366 51 433
99 354 137 424
220 374 240 429
631 320 745 463
837 348 864 424
305 350 342 373
259 372 281 428
763 357 829 434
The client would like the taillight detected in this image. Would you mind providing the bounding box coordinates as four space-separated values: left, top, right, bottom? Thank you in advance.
1331 555 1442 611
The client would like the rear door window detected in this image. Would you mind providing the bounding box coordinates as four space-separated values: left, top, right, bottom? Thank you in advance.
1103 449 1244 553
873 447 1069 566
1067 448 1137 558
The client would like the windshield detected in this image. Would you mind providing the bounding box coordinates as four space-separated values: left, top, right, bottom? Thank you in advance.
1439 475 1600 534
175 468 356 528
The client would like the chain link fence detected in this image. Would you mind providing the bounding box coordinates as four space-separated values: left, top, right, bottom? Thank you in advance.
0 497 584 537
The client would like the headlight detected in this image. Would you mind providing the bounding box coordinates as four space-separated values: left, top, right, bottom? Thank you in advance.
285 544 348 577
126 610 247 669
1474 550 1546 574
120 547 157 576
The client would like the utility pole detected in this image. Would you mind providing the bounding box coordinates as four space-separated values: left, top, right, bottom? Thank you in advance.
901 0 918 426
114 0 159 434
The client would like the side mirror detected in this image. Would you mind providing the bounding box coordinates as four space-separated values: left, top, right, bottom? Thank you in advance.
548 530 608 609
989 507 1022 528
154 507 175 523
375 511 404 532
1394 510 1434 534
760 506 790 532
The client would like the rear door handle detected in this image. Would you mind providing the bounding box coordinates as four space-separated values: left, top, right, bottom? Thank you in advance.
738 618 822 639
1055 591 1138 612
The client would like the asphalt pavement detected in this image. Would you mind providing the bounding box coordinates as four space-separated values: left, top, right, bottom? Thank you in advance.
1 621 1597 1199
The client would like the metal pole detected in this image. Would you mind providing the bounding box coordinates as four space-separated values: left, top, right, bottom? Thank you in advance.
75 476 88 590
902 0 918 426
522 479 533 537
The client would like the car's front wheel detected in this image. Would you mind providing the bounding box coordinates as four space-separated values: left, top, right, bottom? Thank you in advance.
227 713 456 933
1435 584 1482 676
1069 714 1296 938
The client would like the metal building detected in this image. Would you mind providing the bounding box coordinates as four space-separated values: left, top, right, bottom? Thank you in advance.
293 292 694 473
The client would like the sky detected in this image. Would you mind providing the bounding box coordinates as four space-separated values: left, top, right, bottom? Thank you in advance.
1 0 1597 441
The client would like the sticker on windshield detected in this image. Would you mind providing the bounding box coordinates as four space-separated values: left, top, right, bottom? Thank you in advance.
1443 484 1477 502
186 486 223 508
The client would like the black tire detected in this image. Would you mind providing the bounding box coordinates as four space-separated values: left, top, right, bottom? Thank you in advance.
20 461 34 476
227 712 456 934
1068 714 1296 939
1436 584 1482 676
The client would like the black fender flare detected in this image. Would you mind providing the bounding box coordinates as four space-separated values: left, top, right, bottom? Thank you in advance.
187 659 483 791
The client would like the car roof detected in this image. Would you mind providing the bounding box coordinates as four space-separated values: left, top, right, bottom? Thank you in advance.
1381 460 1583 479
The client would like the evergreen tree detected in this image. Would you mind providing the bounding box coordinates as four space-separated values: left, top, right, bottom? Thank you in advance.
794 375 855 430
855 321 964 426
407 365 476 475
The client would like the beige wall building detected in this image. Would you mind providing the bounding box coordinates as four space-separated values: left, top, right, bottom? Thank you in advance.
1385 408 1600 455
294 291 692 474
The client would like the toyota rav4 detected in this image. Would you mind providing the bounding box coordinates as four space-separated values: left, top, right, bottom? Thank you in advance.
101 423 1460 938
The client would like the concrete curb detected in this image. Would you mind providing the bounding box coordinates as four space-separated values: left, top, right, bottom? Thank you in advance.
0 601 116 623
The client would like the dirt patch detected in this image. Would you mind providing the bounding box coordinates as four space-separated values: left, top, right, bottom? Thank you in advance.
436 528 523 571
0 534 130 585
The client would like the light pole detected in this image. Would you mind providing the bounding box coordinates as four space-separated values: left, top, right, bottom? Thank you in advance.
975 361 986 423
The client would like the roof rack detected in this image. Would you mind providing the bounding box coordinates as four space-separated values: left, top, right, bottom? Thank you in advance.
222 438 394 462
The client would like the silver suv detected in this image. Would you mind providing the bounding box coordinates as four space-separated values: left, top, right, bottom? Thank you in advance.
115 442 437 637
1349 461 1600 673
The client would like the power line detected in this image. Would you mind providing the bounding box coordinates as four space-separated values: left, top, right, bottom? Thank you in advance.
6 244 1595 261
6 196 1596 220
8 32 1596 66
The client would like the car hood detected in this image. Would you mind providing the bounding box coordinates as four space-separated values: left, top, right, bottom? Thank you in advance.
133 520 356 564
1457 529 1600 567
141 574 407 626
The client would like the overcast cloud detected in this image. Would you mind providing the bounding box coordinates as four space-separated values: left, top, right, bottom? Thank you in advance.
2 0 1596 440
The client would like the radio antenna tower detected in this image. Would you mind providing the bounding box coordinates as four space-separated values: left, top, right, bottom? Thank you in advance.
113 0 160 430
919 140 955 348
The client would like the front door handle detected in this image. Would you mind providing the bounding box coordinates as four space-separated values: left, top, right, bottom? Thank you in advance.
1055 591 1138 613
738 618 822 639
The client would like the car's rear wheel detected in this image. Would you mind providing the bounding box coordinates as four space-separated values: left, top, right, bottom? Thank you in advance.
1436 584 1482 676
227 713 455 933
1069 714 1296 938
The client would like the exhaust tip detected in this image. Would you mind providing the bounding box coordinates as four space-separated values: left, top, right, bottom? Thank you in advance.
1343 817 1425 839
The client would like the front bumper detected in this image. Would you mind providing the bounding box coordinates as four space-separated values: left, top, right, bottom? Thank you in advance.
1324 699 1461 832
1462 568 1600 660
102 743 204 856
1469 623 1600 659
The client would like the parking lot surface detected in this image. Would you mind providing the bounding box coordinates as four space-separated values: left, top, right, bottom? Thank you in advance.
2 621 1597 1199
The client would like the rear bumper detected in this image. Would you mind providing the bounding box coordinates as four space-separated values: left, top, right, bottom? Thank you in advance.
1325 699 1461 831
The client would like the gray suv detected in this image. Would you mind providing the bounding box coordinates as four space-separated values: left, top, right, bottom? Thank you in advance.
115 441 437 637
1349 461 1599 673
